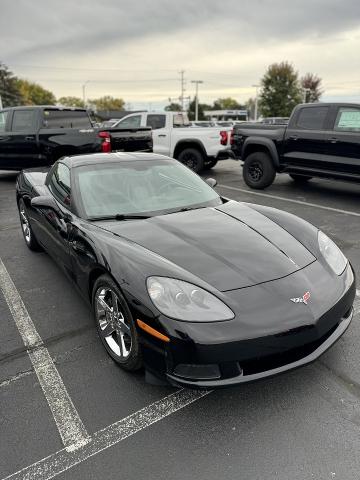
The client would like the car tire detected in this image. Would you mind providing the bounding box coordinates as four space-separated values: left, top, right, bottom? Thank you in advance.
92 274 142 372
18 197 42 251
177 148 205 173
203 158 218 170
243 152 276 189
289 174 312 183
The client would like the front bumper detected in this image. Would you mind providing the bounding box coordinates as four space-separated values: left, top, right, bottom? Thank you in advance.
167 306 353 388
159 262 356 389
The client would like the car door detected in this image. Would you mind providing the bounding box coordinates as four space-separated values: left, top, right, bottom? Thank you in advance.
4 109 39 170
282 105 330 170
322 105 360 175
37 162 74 277
145 114 171 156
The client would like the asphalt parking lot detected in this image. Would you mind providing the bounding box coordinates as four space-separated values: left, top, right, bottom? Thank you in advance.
1 159 360 480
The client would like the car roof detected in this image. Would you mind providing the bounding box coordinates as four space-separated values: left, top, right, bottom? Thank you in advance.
296 102 360 108
1 105 87 112
61 152 174 168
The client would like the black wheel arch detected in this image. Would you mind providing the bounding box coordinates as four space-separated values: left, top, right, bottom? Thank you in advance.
242 137 280 169
173 139 207 159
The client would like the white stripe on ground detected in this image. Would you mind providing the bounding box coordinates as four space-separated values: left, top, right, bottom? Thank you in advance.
354 290 360 316
0 258 90 452
2 388 210 480
218 184 360 217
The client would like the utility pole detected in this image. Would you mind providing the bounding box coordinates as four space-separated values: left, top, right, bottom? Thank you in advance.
179 70 186 111
82 81 89 108
303 88 311 103
191 80 203 121
252 84 260 121
0 95 3 110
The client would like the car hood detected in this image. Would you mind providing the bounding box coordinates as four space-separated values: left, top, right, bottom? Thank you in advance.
98 201 316 292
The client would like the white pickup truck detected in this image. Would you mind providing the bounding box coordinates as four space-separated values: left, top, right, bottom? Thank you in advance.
110 111 233 172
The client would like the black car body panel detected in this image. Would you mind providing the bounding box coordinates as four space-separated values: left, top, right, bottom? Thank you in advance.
232 102 360 183
99 201 315 292
16 153 356 388
0 106 152 170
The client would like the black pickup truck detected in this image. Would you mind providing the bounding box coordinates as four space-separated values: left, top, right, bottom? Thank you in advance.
232 103 360 189
0 106 152 170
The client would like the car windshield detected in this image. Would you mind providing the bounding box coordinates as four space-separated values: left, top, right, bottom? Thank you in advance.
74 158 222 219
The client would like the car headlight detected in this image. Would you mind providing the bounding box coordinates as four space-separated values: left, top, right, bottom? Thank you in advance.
146 276 234 321
318 230 347 275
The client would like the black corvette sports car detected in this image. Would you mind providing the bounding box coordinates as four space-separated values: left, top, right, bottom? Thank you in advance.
16 152 355 388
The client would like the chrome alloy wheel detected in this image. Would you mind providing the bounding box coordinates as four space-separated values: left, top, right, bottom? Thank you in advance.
20 205 31 243
95 287 132 359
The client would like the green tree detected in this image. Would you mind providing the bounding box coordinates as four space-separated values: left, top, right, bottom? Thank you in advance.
0 62 23 107
165 102 182 111
17 79 56 105
212 97 241 110
90 96 125 111
58 96 85 108
187 97 208 120
301 73 323 103
259 62 303 117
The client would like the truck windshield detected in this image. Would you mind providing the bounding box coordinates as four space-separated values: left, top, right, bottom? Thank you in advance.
75 159 221 219
42 110 92 129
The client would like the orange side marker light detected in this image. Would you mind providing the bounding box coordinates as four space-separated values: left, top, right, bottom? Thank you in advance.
136 319 170 343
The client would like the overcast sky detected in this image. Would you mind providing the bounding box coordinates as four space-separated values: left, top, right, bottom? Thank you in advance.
1 0 360 109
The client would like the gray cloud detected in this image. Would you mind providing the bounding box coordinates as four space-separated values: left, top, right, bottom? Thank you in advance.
2 0 360 63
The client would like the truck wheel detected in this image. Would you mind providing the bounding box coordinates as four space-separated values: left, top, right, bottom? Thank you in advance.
204 158 218 170
177 148 204 173
289 174 312 183
243 152 276 189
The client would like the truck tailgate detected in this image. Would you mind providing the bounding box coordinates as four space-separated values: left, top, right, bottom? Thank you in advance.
107 127 152 152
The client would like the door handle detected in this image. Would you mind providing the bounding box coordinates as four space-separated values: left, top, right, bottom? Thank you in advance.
327 137 338 143
289 135 298 140
25 136 35 141
158 134 167 138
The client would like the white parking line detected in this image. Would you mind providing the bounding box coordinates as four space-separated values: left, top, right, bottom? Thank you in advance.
2 388 210 480
0 258 90 452
355 290 360 316
218 184 360 217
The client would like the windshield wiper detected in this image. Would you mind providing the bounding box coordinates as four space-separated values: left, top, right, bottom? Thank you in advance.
88 214 151 221
165 206 207 215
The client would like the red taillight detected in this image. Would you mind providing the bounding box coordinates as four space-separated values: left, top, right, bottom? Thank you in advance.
98 131 112 153
230 129 234 145
220 130 228 146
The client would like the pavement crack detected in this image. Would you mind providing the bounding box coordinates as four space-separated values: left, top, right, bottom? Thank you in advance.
0 368 34 388
318 360 360 401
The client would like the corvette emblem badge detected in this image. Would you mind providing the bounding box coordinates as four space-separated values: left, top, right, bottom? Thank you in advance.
291 291 311 305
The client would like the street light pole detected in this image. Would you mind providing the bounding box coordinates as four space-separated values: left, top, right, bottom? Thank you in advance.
252 84 260 121
191 80 203 121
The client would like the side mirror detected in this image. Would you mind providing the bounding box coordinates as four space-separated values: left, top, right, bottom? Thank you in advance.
205 178 217 188
31 195 68 220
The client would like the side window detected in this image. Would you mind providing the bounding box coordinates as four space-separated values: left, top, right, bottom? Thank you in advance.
296 107 329 130
42 110 92 129
48 163 71 207
146 114 166 130
118 115 141 128
334 108 360 132
0 111 9 132
12 110 36 132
